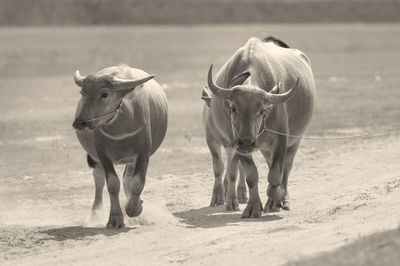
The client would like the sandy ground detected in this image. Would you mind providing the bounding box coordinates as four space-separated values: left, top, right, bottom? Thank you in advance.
1 133 399 266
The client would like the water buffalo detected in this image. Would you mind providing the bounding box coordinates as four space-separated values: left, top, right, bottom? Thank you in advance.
73 64 168 228
202 36 315 218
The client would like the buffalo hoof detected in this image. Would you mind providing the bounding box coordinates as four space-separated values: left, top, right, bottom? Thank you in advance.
237 185 248 204
241 198 263 218
89 205 104 223
263 198 282 213
282 195 290 210
264 196 290 213
225 196 240 211
106 213 125 229
125 198 143 218
210 185 225 207
267 184 285 202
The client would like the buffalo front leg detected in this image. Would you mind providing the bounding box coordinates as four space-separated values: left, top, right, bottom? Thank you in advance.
280 141 301 210
224 148 240 211
207 138 225 207
239 155 262 218
125 153 149 218
122 159 137 201
263 136 288 213
89 163 105 221
98 156 124 229
237 163 248 203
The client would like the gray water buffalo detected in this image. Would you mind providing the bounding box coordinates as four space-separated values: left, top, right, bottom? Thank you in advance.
73 64 168 228
202 36 315 218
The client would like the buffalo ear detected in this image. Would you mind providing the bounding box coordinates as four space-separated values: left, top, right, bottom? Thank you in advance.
230 71 250 87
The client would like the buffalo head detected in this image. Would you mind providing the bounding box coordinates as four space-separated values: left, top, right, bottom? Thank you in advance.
72 69 154 131
207 64 299 155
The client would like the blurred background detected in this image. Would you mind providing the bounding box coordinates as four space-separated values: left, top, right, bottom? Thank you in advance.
1 0 400 25
1 0 400 265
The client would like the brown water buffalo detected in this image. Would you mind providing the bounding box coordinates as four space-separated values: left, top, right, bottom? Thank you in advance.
202 36 316 218
73 64 168 228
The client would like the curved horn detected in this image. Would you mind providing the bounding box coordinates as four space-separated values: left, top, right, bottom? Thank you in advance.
74 70 85 87
207 64 232 99
112 75 155 90
264 77 300 104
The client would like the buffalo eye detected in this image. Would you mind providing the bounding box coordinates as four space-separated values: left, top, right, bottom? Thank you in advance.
100 92 109 99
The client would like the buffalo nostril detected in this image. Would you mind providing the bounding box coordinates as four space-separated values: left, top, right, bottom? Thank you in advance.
73 119 87 129
238 138 255 147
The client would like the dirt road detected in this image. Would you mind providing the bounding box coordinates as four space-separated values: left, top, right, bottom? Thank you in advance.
1 132 399 265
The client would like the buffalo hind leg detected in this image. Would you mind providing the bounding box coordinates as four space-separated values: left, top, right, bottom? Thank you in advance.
207 138 225 207
125 153 149 218
237 163 248 203
224 161 247 204
239 154 263 218
224 148 240 211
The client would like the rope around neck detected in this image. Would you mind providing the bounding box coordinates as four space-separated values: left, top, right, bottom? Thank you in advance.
229 114 400 142
261 123 400 141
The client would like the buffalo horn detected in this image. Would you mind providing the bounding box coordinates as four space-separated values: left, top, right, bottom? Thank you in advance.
207 64 232 99
112 75 155 90
74 70 85 87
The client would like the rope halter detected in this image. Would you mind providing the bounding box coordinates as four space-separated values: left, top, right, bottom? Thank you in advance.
84 101 123 125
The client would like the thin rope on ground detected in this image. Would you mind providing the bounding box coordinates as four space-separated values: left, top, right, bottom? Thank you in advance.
263 123 400 141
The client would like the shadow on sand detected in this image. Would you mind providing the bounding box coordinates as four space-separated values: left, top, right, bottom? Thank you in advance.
39 226 135 241
174 205 282 228
283 227 400 266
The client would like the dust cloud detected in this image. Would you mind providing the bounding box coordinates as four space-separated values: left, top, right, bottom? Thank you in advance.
84 197 177 228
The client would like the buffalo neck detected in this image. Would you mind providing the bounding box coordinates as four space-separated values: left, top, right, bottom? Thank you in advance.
98 99 145 141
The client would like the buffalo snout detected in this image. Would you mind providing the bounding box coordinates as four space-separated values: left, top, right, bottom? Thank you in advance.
235 138 256 154
73 118 90 130
238 138 255 147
